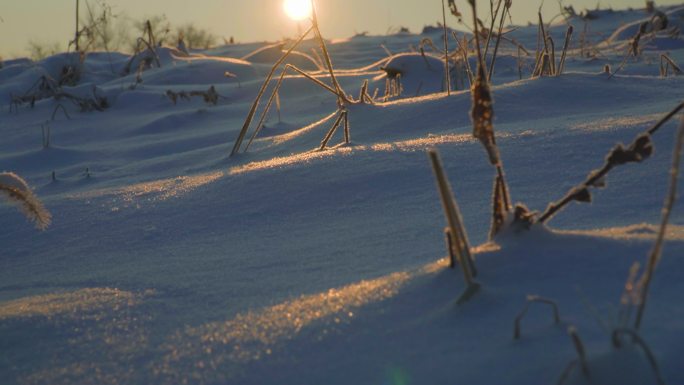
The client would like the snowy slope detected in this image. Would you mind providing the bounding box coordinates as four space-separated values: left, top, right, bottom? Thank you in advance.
2 4 684 385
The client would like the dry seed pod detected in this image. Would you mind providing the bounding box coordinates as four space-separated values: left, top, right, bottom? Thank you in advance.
471 66 499 165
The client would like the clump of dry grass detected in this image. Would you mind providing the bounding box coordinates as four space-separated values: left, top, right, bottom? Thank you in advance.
0 172 51 230
10 75 108 113
122 19 162 76
166 86 220 105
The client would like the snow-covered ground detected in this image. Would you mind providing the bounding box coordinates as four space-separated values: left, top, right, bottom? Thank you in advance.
2 4 684 385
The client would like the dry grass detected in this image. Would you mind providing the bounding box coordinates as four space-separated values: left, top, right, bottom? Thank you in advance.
660 54 683 77
513 295 561 340
633 116 684 330
0 172 51 230
232 1 360 156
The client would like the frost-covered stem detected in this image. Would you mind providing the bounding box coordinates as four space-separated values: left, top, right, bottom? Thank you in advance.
245 70 288 152
452 32 474 87
441 0 451 95
311 0 349 105
514 295 561 340
568 326 590 377
612 328 666 385
428 150 475 287
517 46 523 80
496 165 511 210
660 54 683 77
75 0 80 53
532 12 550 76
648 102 684 135
557 25 574 76
343 111 350 144
483 0 504 61
635 117 684 330
539 102 684 223
488 1 510 82
231 26 313 156
469 0 484 71
547 36 557 75
319 110 345 150
444 228 456 268
246 60 341 152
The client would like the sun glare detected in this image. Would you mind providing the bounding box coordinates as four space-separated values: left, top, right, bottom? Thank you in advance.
284 0 312 21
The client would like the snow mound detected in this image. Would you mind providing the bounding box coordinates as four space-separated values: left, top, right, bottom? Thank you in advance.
377 52 446 96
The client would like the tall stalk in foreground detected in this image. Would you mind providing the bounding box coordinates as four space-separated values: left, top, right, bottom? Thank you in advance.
634 116 684 330
468 0 511 238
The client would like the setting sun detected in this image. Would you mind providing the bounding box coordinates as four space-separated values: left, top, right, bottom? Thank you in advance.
283 0 313 21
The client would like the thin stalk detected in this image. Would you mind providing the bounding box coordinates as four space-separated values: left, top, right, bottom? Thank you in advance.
311 0 349 104
244 64 338 152
660 54 683 77
285 64 338 95
483 0 504 60
343 111 350 144
428 151 475 281
244 70 287 152
533 12 550 76
319 110 345 150
635 117 684 330
517 46 523 79
453 32 474 87
470 0 484 67
488 2 510 82
612 329 666 385
547 36 556 75
75 0 80 53
230 26 313 157
514 295 561 340
568 327 590 377
442 0 451 95
557 25 574 76
496 165 511 210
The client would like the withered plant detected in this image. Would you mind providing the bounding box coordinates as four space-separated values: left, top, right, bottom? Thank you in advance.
660 54 682 77
468 0 513 238
538 102 684 223
231 0 361 157
0 172 51 230
166 86 220 106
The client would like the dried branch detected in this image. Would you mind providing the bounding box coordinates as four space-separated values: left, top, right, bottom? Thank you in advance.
539 102 684 223
612 328 666 385
231 26 314 156
513 295 561 340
